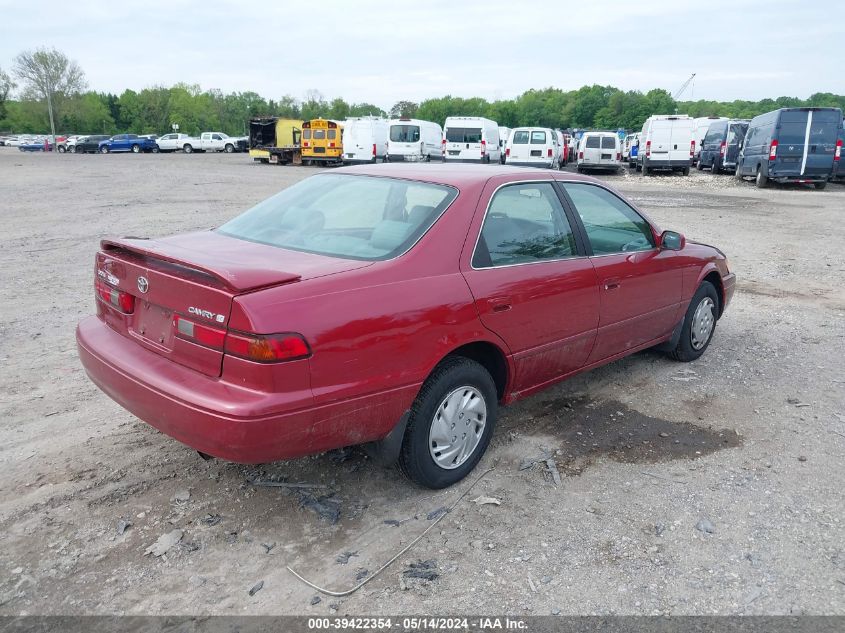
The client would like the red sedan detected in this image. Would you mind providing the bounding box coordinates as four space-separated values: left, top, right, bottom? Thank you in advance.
76 164 735 488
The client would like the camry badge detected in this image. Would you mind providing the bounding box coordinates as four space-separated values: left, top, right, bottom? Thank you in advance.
137 276 149 293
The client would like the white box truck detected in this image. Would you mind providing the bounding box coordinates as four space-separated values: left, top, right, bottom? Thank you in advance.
443 116 501 163
342 117 389 163
637 115 696 175
385 118 443 162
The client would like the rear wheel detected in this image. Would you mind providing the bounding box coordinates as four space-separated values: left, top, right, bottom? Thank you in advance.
642 162 650 176
151 146 159 153
131 144 140 153
69 145 76 154
58 145 66 153
183 144 193 154
755 165 768 188
696 158 703 171
712 158 721 174
815 181 827 190
398 357 497 489
224 143 234 153
682 166 691 176
668 281 719 362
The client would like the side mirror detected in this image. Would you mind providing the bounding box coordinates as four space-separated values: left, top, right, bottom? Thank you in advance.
660 230 685 251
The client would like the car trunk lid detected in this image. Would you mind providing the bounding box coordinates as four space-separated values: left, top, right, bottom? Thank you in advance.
96 231 370 377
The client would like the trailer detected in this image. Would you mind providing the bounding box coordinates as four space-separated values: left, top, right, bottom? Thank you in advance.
249 117 304 165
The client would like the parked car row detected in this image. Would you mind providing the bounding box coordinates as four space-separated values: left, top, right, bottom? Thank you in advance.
2 131 249 155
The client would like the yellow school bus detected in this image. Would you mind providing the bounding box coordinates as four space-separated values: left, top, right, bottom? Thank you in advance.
302 118 344 164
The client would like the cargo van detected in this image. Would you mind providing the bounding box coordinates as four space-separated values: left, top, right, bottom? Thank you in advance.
623 133 640 166
698 119 749 173
832 122 845 181
504 127 560 169
385 118 442 162
342 117 389 164
735 107 842 189
576 131 621 172
638 115 695 175
443 116 501 163
692 116 728 164
498 127 511 164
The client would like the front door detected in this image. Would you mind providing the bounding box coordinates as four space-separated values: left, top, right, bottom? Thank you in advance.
559 182 683 362
461 181 599 394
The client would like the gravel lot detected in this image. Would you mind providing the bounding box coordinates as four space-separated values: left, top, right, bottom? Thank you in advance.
1 150 843 616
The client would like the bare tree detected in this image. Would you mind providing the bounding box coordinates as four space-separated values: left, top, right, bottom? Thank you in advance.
0 66 15 121
13 47 87 142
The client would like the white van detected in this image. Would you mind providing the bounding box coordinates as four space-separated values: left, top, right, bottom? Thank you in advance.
577 132 621 172
623 132 640 166
497 126 511 164
692 116 728 164
342 116 389 163
637 115 695 175
443 116 501 163
386 118 443 162
505 127 560 169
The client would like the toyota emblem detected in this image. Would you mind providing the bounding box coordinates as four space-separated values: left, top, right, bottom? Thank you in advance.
137 276 149 293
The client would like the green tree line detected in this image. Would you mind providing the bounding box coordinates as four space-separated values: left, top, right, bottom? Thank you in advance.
2 82 843 136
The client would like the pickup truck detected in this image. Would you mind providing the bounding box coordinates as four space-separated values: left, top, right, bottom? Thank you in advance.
98 134 160 154
181 132 246 154
155 133 192 153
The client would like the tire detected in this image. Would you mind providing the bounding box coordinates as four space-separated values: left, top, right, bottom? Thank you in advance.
668 281 719 362
712 159 720 174
683 166 691 176
815 182 827 190
183 144 193 154
735 161 744 181
100 146 110 154
642 162 650 176
755 165 768 188
69 145 76 154
224 143 234 153
57 145 66 153
696 158 703 171
398 357 497 489
151 146 159 153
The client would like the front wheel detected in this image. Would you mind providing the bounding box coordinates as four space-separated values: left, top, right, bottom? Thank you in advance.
398 357 497 489
151 146 159 153
58 145 66 153
131 144 140 153
224 144 234 153
100 146 110 154
668 281 719 362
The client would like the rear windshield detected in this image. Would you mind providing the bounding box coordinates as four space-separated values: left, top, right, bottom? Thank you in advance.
530 131 547 144
600 136 616 149
313 129 326 140
446 127 482 143
390 125 420 142
217 174 458 261
511 130 529 144
585 136 601 149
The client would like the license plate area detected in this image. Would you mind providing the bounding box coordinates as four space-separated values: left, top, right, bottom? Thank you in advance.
530 150 542 157
132 300 175 349
601 153 612 159
448 150 460 156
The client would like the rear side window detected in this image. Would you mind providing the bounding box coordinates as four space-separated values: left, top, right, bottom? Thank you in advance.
511 131 529 144
474 183 577 268
600 136 616 149
809 111 840 144
584 136 601 149
562 183 654 255
530 131 547 144
218 174 457 261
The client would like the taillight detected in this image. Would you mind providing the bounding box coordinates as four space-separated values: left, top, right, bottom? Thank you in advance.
506 148 510 157
719 141 726 156
835 139 842 161
329 142 335 148
547 148 553 157
372 143 376 157
95 279 135 313
769 139 778 160
616 152 621 161
174 314 226 349
646 140 651 158
225 332 311 363
303 141 309 147
690 140 695 157
578 151 584 159
481 140 486 156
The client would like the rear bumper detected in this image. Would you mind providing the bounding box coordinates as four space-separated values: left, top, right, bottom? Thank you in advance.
76 316 328 463
643 158 690 169
385 153 426 162
507 160 556 169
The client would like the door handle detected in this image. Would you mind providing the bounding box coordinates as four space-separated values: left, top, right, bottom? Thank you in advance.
603 278 620 291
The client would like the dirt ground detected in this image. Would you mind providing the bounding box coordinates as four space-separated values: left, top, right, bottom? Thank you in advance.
1 150 843 616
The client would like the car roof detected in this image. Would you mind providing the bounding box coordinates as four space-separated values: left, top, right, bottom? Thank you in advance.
336 163 603 188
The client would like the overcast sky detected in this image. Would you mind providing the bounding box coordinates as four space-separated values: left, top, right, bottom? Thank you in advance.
1 0 841 107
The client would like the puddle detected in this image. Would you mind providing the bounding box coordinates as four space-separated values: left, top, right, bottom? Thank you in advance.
504 396 741 475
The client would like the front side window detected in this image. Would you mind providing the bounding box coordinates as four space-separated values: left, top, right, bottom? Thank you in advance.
217 174 457 261
473 183 577 268
530 131 546 144
562 183 654 255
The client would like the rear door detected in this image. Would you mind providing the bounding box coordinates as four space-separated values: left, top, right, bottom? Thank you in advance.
725 123 747 166
775 110 809 177
599 136 617 166
648 120 672 161
804 110 840 177
582 135 601 164
446 126 483 160
668 121 692 164
529 129 549 164
507 129 529 162
461 180 599 392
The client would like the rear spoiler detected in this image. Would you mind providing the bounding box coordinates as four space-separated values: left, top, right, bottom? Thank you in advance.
101 237 301 292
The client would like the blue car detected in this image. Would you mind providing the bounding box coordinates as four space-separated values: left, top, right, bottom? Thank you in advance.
98 134 159 154
19 141 53 152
